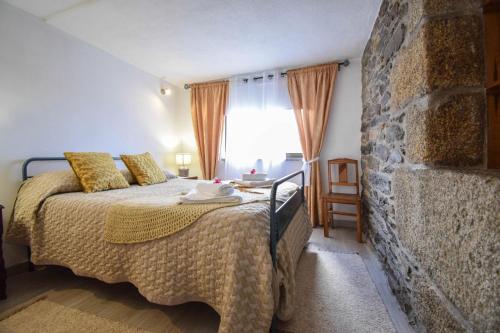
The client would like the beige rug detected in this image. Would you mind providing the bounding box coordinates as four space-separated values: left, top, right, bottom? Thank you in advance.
279 250 396 333
0 298 151 333
0 250 396 333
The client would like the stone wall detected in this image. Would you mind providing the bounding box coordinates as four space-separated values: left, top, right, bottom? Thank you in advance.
361 0 499 331
394 169 499 332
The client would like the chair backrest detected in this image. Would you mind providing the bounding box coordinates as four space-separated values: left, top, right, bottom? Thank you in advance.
327 158 359 195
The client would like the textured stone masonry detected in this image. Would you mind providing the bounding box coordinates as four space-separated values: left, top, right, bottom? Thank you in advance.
406 93 484 165
361 0 498 331
394 168 500 332
391 15 484 108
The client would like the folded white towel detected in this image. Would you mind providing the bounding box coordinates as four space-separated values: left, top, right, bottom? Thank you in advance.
180 189 242 204
242 173 267 181
233 179 276 188
196 183 234 197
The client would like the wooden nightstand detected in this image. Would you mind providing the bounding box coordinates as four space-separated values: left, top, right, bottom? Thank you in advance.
180 176 198 180
0 204 6 299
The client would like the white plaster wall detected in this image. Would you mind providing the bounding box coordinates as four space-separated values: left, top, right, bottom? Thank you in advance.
320 58 363 220
165 89 203 178
320 58 362 184
0 2 179 266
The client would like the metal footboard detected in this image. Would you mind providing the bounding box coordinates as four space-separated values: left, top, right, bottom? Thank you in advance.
269 170 305 332
269 170 305 268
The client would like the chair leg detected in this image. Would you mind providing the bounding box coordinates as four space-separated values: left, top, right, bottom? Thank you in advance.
323 199 329 237
330 203 334 229
356 202 362 243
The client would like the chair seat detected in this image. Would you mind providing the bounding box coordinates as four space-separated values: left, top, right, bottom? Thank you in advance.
322 192 360 204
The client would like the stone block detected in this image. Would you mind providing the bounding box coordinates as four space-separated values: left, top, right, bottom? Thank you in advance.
370 114 389 128
385 124 404 143
406 93 484 165
412 274 467 332
408 0 482 38
362 155 380 171
383 23 406 61
423 0 481 17
375 144 390 161
391 15 484 107
361 142 375 155
368 170 391 195
388 150 403 164
390 26 427 107
367 127 380 142
408 0 424 33
394 168 500 332
425 15 484 92
361 132 369 146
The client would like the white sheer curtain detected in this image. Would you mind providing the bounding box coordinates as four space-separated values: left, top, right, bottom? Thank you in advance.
220 70 302 180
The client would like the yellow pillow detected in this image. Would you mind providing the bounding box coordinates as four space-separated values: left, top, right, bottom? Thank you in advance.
120 152 166 185
64 152 130 193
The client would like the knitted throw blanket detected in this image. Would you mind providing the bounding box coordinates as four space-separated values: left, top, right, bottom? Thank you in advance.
104 192 269 244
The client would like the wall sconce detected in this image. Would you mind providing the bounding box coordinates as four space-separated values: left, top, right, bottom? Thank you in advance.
161 87 172 95
176 153 192 177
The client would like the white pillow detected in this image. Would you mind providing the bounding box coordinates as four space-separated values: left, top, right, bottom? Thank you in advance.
164 169 178 179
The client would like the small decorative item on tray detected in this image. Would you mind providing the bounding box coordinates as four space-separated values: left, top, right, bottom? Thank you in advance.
233 179 275 188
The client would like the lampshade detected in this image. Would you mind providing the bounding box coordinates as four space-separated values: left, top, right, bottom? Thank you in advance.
175 153 192 166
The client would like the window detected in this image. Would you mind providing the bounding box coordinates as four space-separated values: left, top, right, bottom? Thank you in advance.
220 70 302 179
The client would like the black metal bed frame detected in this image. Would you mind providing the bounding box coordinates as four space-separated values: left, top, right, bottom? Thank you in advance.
22 157 305 332
22 156 121 181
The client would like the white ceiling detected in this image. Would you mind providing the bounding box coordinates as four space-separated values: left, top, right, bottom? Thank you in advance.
5 0 381 86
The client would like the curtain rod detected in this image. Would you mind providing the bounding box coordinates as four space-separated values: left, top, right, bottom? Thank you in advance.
183 59 350 89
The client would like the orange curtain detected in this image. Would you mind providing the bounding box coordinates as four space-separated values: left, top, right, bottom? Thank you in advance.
190 81 229 180
287 63 338 226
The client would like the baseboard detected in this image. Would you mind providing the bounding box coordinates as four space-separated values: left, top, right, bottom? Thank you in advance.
6 262 30 277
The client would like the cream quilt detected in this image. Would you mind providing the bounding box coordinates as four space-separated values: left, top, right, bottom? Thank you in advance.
6 171 312 333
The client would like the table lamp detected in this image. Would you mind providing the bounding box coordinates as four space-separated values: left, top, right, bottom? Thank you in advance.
176 153 192 177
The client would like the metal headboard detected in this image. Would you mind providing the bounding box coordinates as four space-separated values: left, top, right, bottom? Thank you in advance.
22 156 121 181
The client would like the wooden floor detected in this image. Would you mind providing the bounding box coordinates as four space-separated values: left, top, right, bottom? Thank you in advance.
0 226 414 333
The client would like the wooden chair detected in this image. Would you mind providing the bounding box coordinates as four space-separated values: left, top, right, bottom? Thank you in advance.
322 158 362 242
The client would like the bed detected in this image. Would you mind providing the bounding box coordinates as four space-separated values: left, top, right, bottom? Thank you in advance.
6 157 312 333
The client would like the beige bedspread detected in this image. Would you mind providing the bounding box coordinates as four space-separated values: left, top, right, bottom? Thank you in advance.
6 172 312 333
